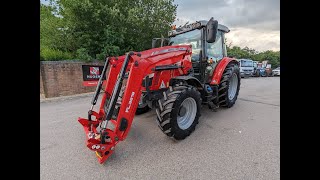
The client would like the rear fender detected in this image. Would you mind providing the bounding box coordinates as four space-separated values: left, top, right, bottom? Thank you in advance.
210 57 239 85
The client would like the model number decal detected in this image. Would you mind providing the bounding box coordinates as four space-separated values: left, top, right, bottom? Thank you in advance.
151 47 187 56
125 92 135 113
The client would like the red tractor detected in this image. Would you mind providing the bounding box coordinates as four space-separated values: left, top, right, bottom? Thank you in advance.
78 17 241 164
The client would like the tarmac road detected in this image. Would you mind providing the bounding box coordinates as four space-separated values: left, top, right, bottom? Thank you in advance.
40 77 280 180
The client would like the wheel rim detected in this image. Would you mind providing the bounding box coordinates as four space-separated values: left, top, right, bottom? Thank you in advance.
138 94 147 108
228 73 238 100
177 97 197 130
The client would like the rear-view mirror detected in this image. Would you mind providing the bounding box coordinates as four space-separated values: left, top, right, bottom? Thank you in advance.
206 18 218 43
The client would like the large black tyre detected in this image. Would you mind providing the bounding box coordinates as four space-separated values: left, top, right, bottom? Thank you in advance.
135 93 150 115
156 84 201 140
116 86 150 115
218 62 241 108
136 105 150 115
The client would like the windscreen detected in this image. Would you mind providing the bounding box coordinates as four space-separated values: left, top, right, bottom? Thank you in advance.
240 60 253 67
169 29 201 62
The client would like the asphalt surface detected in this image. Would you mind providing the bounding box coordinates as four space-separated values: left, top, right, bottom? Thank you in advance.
40 77 280 180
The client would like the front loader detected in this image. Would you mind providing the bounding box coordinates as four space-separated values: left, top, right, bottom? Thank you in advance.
78 17 241 164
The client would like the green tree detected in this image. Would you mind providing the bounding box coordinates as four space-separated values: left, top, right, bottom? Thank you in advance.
40 3 65 51
227 44 280 68
41 2 74 60
41 0 177 61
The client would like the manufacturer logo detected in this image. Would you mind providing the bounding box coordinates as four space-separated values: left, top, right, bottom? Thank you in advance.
90 67 99 75
125 92 135 113
87 67 101 79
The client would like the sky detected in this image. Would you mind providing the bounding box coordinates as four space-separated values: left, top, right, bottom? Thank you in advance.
173 0 280 52
41 0 48 5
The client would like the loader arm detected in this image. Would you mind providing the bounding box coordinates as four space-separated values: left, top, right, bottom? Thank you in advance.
78 52 149 164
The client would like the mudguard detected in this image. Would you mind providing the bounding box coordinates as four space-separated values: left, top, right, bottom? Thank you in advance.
210 57 239 85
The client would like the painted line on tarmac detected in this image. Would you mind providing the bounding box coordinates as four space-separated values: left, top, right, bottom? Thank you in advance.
40 92 96 103
238 98 280 107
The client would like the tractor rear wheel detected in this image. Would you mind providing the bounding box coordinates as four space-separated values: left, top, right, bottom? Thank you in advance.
156 84 201 140
218 62 241 108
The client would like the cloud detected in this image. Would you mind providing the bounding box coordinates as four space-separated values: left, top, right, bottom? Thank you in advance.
173 0 280 51
226 28 280 52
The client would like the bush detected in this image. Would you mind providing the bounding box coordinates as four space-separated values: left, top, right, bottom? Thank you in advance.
96 53 106 61
40 48 73 61
76 48 93 62
96 46 121 61
40 53 44 61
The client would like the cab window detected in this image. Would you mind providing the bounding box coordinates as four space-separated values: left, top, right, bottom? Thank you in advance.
206 31 223 62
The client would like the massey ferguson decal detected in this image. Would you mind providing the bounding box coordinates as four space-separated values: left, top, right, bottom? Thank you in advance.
151 47 187 56
125 92 135 113
82 65 105 86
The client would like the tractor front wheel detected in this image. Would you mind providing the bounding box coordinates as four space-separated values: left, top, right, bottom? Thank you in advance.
136 105 150 115
135 93 150 115
156 84 201 140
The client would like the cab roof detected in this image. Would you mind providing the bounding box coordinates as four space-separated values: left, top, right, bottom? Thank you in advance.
168 20 230 37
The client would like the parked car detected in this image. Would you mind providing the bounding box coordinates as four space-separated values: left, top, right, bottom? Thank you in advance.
272 67 280 76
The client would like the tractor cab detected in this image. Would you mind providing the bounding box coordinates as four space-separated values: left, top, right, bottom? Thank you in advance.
153 18 230 83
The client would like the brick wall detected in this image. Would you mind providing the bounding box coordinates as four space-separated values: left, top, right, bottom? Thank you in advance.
40 61 104 98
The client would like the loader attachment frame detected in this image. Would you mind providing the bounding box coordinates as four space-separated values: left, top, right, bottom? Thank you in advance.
78 52 145 164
